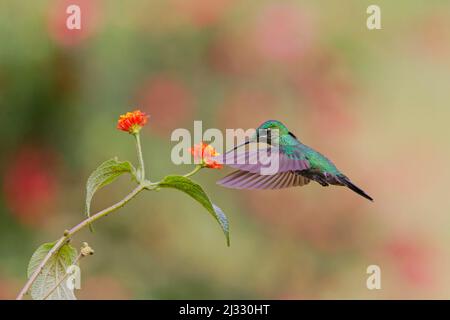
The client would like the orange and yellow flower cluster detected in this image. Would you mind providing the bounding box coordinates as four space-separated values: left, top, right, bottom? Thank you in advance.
117 110 149 134
189 142 222 169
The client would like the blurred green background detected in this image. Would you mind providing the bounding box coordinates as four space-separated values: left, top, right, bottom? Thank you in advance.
1 0 450 299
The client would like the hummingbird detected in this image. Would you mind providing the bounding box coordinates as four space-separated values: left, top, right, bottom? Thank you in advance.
217 120 373 201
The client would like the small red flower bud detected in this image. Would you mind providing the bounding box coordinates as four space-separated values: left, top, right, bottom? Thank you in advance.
117 110 149 134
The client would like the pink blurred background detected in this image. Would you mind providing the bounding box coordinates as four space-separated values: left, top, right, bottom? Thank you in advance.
0 0 450 299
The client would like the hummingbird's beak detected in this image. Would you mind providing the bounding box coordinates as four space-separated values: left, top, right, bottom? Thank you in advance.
229 140 251 152
225 129 267 154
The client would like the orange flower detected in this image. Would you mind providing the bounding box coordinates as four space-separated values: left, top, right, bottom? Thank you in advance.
189 142 223 169
117 110 149 134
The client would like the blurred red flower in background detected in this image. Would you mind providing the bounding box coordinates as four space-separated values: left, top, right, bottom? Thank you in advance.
289 51 357 138
47 0 102 46
208 3 316 76
0 275 19 300
383 235 436 288
137 74 194 136
252 3 315 64
3 146 59 226
117 110 149 134
413 12 450 60
171 0 233 27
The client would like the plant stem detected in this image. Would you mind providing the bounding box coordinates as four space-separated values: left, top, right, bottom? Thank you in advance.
16 183 146 300
42 252 84 300
184 165 203 178
16 159 203 299
134 133 146 181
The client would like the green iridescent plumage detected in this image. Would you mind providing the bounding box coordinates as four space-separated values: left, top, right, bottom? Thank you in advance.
252 120 373 201
258 120 338 173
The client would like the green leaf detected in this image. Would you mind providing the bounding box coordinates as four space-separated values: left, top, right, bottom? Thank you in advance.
85 158 136 230
158 175 230 246
27 242 78 300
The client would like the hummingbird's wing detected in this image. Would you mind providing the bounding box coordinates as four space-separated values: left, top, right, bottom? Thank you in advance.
215 142 310 174
217 170 310 190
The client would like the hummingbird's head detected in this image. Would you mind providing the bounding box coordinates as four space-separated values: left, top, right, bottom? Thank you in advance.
253 120 291 145
256 120 290 135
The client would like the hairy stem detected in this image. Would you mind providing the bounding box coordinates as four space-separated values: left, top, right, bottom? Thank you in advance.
134 133 146 181
16 159 204 299
16 183 146 300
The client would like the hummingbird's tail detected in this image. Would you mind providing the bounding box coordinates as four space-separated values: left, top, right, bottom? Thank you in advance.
337 175 373 202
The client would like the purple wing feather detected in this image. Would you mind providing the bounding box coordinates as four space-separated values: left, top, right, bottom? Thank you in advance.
214 147 309 174
217 170 310 190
